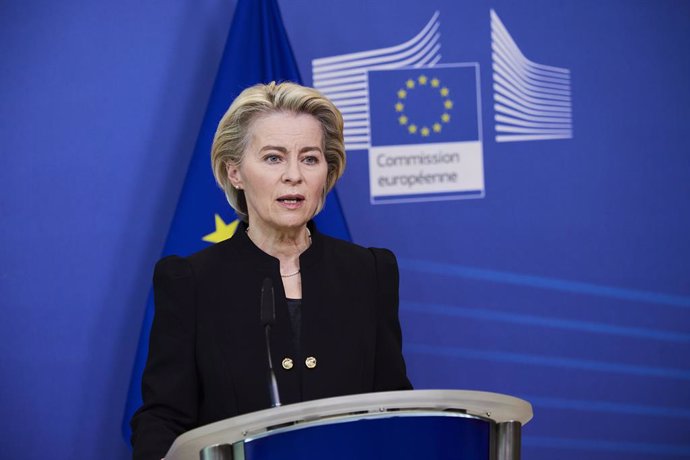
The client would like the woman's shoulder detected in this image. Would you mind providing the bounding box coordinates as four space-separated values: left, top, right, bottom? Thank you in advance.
317 232 397 266
155 236 240 279
154 254 192 279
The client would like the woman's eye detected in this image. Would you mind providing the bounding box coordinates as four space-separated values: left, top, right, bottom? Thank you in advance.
303 155 319 165
264 154 281 163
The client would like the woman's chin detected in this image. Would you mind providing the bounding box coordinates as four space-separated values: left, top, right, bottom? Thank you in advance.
269 214 312 231
276 207 317 226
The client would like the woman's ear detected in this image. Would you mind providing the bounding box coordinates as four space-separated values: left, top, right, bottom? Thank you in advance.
226 163 243 190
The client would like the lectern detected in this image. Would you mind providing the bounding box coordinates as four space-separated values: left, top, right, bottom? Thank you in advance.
165 390 532 460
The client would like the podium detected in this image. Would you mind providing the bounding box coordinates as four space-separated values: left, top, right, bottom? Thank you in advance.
165 390 532 460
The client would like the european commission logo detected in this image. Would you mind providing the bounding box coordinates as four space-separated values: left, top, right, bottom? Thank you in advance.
368 65 484 203
312 9 572 204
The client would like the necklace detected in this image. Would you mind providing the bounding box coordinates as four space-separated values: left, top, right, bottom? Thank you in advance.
280 269 300 278
245 226 310 278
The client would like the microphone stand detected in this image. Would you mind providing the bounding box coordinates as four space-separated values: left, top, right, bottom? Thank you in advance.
261 278 281 407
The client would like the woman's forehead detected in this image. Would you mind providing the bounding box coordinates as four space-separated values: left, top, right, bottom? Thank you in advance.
247 112 324 147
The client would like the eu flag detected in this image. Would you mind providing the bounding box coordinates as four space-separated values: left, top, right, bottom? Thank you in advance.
122 0 350 442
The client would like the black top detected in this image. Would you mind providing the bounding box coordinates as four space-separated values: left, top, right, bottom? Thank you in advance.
131 221 412 460
285 297 302 401
285 298 302 359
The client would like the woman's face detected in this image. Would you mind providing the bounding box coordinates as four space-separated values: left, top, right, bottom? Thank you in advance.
227 112 328 234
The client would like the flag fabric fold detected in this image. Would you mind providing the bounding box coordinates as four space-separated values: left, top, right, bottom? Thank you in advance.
122 0 350 442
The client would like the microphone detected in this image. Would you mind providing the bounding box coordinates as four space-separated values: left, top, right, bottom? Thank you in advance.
260 278 281 407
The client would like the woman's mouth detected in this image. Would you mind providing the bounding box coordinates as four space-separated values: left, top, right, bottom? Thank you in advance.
277 195 305 208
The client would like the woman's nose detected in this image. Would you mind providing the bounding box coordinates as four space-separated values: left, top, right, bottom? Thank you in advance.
282 157 303 183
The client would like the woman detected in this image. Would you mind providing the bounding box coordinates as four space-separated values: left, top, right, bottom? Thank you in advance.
130 82 412 460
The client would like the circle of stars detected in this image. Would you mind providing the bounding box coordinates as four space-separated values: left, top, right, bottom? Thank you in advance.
395 75 454 137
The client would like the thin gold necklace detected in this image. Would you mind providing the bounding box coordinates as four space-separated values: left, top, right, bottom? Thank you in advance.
246 227 311 278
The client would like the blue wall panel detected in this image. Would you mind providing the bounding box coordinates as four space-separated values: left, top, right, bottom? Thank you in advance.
280 1 690 458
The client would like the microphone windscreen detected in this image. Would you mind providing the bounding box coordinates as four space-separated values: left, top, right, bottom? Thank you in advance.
260 277 275 326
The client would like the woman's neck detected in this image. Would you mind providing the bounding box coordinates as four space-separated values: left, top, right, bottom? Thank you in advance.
245 223 311 262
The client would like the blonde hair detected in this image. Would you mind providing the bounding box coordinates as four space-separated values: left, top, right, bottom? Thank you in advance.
211 81 346 222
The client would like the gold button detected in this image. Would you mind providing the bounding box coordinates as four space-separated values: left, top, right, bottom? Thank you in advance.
281 358 293 370
305 356 317 369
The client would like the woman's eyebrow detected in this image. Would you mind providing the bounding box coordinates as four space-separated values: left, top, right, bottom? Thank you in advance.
299 146 323 153
259 145 288 153
259 145 323 153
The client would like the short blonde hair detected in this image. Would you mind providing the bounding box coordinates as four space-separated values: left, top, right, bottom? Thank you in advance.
211 81 346 222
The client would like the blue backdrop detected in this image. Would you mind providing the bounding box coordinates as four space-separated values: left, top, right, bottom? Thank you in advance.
1 1 688 459
283 2 690 458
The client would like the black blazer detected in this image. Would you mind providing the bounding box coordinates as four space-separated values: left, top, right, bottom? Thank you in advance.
130 222 412 460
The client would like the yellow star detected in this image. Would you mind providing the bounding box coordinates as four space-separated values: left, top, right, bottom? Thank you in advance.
440 87 450 97
397 89 407 99
421 126 430 137
406 79 415 89
398 115 408 125
444 99 454 109
418 75 428 85
433 123 442 133
394 102 404 112
202 214 239 243
441 113 450 123
408 124 418 134
431 78 440 88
